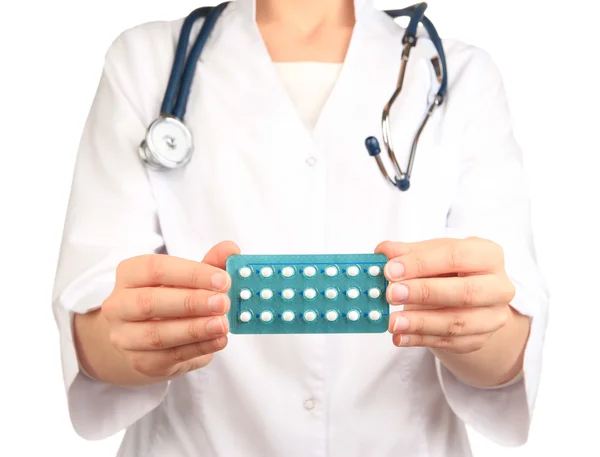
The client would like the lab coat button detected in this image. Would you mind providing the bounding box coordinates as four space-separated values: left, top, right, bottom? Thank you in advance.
306 157 317 167
303 398 315 410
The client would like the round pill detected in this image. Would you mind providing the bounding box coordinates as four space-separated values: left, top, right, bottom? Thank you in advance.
260 267 273 278
347 265 360 277
240 289 252 300
369 310 382 321
239 267 251 278
368 287 381 299
347 288 360 299
325 288 338 300
304 310 317 322
326 310 339 322
325 266 338 277
281 267 295 278
303 266 317 277
304 288 317 300
368 265 381 276
282 288 295 300
260 310 274 322
260 289 274 300
347 310 360 322
239 311 252 322
282 311 295 322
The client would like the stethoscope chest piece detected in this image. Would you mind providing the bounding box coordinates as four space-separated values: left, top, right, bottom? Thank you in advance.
139 116 193 170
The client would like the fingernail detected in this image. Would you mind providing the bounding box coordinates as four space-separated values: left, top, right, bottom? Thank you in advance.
393 315 410 333
390 283 409 303
387 261 405 280
208 294 224 313
211 273 228 291
206 317 225 334
399 335 411 346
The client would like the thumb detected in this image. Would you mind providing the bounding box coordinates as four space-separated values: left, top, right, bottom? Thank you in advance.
202 240 241 269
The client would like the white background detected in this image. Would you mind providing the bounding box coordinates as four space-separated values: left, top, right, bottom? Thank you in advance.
1 0 598 455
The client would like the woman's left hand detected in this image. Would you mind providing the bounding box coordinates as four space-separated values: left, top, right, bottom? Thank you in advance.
376 237 517 354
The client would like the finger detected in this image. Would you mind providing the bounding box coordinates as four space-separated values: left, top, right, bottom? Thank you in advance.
375 238 449 259
128 337 227 378
112 287 230 321
112 315 229 351
116 254 231 291
388 305 509 337
203 240 241 269
392 332 491 354
387 274 514 307
381 237 504 280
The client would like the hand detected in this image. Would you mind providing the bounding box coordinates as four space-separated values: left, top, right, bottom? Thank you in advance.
376 237 517 354
101 241 240 379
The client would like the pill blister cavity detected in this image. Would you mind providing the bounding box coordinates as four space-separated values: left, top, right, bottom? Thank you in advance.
368 310 382 321
304 310 317 322
368 265 381 276
239 311 252 322
239 267 251 278
260 267 274 278
282 288 295 300
347 265 360 277
304 288 317 300
303 266 317 277
347 288 360 299
281 266 295 278
326 310 339 322
240 289 252 300
325 288 338 299
260 289 274 300
260 310 274 322
325 266 338 277
347 310 360 321
282 310 295 322
368 287 381 299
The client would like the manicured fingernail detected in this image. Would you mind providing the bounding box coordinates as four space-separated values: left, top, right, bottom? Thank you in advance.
206 317 225 334
393 315 410 333
390 283 409 302
387 261 405 280
211 273 228 291
208 294 224 313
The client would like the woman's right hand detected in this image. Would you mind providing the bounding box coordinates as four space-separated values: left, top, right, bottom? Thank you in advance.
100 241 240 380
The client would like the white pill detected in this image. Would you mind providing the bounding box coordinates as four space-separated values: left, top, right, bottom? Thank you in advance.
260 289 274 300
260 310 274 322
282 288 295 300
239 311 252 322
304 288 317 300
368 288 381 299
347 266 360 277
240 289 252 300
261 267 273 278
282 311 295 322
304 310 317 322
369 310 382 321
347 288 360 299
325 266 338 277
303 266 317 277
239 267 251 278
325 288 338 300
369 265 381 276
326 310 339 321
281 267 295 278
347 310 360 322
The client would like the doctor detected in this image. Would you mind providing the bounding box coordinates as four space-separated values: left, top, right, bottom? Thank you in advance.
52 0 548 456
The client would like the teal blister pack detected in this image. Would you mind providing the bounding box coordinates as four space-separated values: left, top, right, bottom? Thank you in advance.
226 254 390 334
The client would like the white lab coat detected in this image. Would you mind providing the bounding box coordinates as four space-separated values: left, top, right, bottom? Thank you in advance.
52 0 549 456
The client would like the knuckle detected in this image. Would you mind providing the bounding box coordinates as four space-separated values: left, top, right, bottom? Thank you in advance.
101 295 118 320
183 291 204 316
189 266 205 288
413 314 426 334
108 330 122 349
419 281 433 304
146 255 167 284
145 322 164 349
446 315 466 337
433 337 453 350
461 280 478 306
414 257 427 276
187 320 202 341
449 241 466 270
503 280 517 304
135 289 156 318
129 354 154 376
169 345 188 364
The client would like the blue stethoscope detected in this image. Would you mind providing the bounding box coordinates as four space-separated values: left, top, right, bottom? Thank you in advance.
139 2 448 192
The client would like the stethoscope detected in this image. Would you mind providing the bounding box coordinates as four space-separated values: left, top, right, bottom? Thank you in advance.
139 2 448 192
